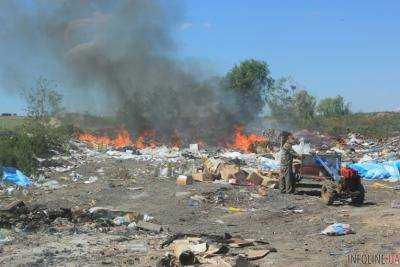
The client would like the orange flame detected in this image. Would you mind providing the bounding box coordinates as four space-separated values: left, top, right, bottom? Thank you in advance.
77 130 132 148
132 130 158 149
231 125 266 152
77 129 163 149
113 130 132 147
171 130 182 148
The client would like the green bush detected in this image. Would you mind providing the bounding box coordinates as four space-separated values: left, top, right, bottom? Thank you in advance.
307 112 400 139
0 119 73 176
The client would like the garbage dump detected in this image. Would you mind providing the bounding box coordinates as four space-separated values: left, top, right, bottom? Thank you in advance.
0 127 399 266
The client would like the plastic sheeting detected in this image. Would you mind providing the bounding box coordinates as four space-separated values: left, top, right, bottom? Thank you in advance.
349 161 400 181
292 141 311 155
259 158 280 170
2 167 32 187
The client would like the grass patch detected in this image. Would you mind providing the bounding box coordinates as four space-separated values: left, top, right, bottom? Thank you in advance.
0 116 26 130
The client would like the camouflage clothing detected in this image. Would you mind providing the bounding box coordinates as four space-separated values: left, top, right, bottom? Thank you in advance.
280 141 297 194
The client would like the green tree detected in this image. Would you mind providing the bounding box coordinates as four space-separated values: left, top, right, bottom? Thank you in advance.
22 77 64 119
224 59 273 120
266 77 296 121
266 78 317 127
317 95 350 117
293 90 316 125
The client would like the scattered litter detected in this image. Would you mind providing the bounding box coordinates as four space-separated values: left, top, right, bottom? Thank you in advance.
391 200 400 209
189 143 199 154
163 233 276 266
188 199 201 209
53 166 73 173
0 229 12 244
127 222 138 230
159 166 170 177
129 187 144 191
5 187 15 195
70 172 83 181
42 180 62 190
143 213 154 222
176 175 193 186
227 207 246 213
175 191 191 198
136 221 162 233
113 216 129 226
321 223 355 236
258 186 268 197
190 195 206 202
215 190 226 203
293 209 304 213
126 242 149 253
88 207 141 223
84 176 98 184
243 249 272 261
370 182 389 189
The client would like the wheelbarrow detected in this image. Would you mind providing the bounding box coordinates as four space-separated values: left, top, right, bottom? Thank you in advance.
294 153 365 205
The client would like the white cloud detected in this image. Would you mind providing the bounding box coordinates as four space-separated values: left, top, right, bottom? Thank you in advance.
179 22 193 31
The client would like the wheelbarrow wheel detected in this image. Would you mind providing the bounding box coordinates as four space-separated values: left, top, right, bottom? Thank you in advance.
321 184 335 205
351 183 365 206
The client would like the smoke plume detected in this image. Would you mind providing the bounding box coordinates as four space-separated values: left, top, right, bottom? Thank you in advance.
0 0 239 143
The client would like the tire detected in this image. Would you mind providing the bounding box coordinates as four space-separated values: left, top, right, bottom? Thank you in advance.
351 183 365 206
321 184 335 205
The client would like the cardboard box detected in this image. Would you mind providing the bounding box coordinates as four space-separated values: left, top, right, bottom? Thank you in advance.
176 175 193 186
192 171 213 182
219 164 241 181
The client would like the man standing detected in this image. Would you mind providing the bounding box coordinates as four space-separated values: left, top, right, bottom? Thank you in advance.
280 132 299 194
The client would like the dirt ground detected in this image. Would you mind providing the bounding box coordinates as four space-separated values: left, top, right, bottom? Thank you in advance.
1 154 400 266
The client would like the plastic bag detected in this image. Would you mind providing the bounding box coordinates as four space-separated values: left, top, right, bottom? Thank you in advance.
2 167 32 187
321 223 355 236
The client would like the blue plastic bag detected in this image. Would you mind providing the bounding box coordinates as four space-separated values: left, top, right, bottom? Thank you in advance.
321 223 355 236
2 167 32 187
349 160 400 180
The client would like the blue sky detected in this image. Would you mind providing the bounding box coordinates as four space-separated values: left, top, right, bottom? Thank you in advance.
177 0 400 112
1 0 399 113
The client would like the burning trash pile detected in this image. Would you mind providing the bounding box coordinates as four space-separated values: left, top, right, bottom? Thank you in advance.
73 126 283 192
2 125 400 200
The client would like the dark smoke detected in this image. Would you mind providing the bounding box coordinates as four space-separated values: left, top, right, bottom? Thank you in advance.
0 0 240 143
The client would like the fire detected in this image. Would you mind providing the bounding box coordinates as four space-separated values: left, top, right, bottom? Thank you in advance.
132 130 158 149
231 125 266 152
113 130 133 147
77 126 265 152
171 130 182 148
77 130 133 148
77 129 163 149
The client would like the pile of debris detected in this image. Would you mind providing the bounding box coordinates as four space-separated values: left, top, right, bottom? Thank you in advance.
159 232 276 266
0 200 72 231
0 200 162 234
177 157 279 193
